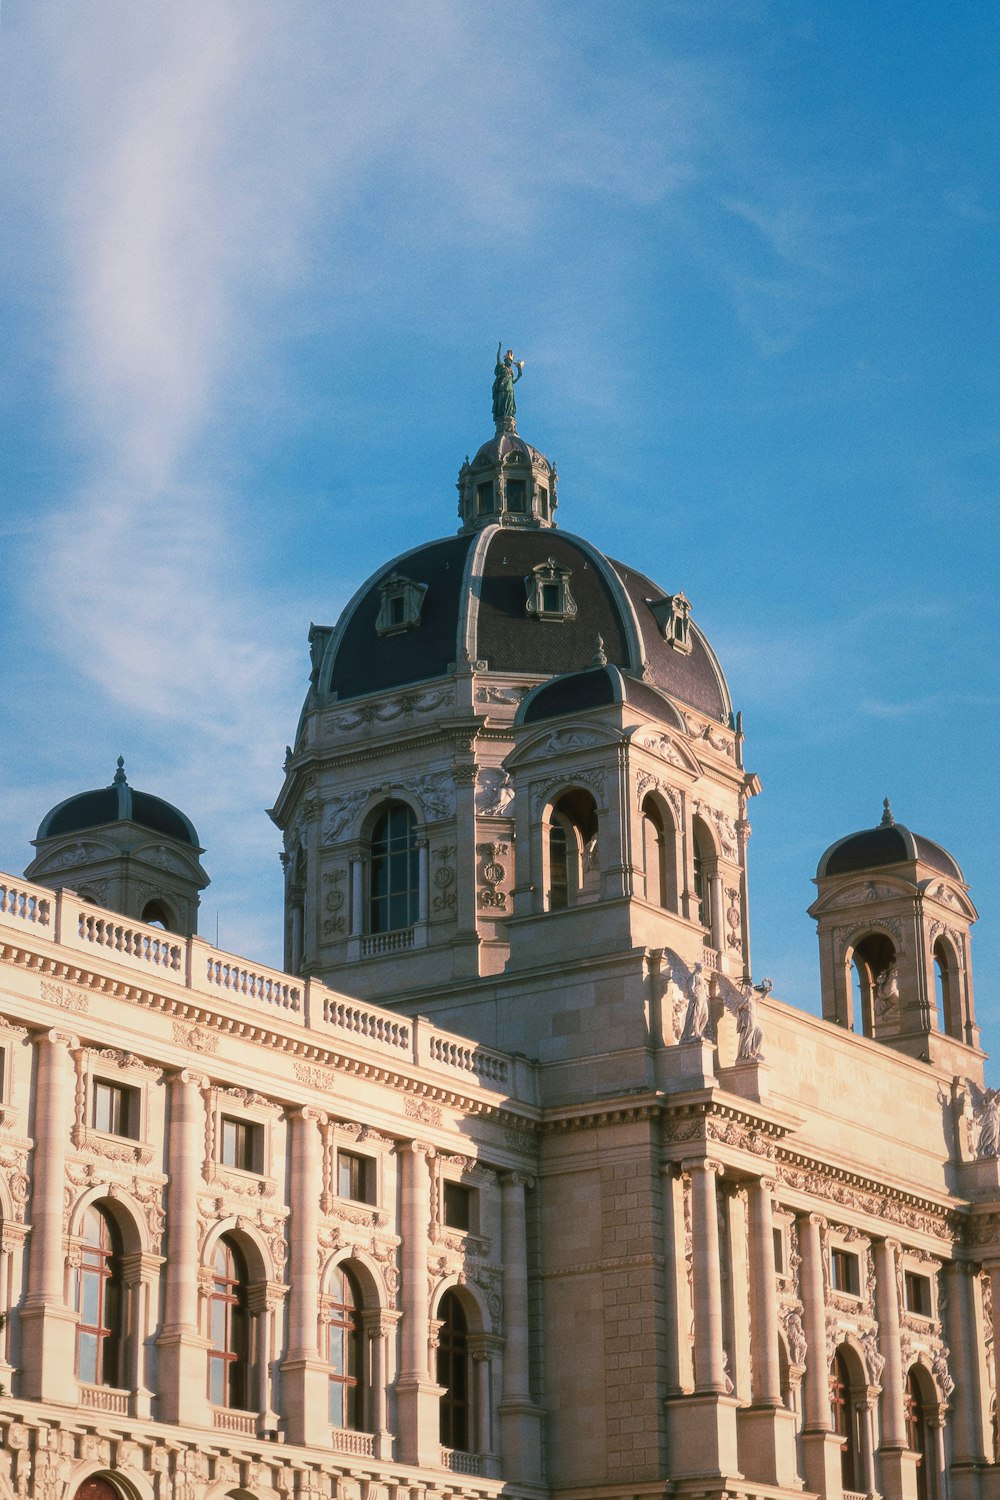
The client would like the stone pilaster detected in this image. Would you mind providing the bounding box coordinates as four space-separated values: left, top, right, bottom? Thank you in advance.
156 1069 208 1424
737 1177 799 1488
874 1238 920 1500
20 1029 77 1403
499 1171 543 1482
396 1141 442 1465
281 1106 329 1446
664 1158 741 1478
799 1212 844 1500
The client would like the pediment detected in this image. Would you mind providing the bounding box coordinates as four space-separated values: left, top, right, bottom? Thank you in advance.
808 875 916 918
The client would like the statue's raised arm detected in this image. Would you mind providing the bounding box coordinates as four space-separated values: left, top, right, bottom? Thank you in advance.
491 342 525 434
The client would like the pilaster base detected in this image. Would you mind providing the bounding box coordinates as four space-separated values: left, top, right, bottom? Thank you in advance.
500 1398 545 1484
660 1039 718 1093
280 1357 333 1448
155 1329 210 1425
738 1403 802 1488
803 1428 847 1500
664 1392 742 1478
17 1302 78 1403
950 1462 995 1500
395 1377 446 1467
878 1445 921 1500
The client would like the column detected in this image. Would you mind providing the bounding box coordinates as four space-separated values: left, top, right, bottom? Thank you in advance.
282 1107 329 1445
499 1172 543 1482
738 1179 800 1488
365 1310 398 1459
121 1251 160 1419
156 1069 207 1424
252 1282 285 1435
748 1179 781 1406
943 1260 990 1489
21 1029 77 1402
689 1159 727 1391
396 1142 440 1465
799 1211 846 1500
664 1159 741 1479
661 1164 692 1393
474 1348 492 1456
417 840 429 926
874 1241 907 1443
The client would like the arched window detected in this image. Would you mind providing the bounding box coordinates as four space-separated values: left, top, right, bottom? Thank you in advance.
905 1366 935 1500
75 1205 125 1388
830 1348 861 1492
72 1480 123 1500
327 1264 364 1430
641 795 679 911
849 932 897 1038
208 1236 251 1410
692 816 714 930
141 898 174 931
933 938 963 1040
369 801 419 933
545 790 599 912
437 1290 470 1451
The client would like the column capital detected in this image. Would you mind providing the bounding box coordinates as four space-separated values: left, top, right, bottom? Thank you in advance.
42 1027 78 1050
753 1175 778 1196
880 1236 902 1258
402 1139 436 1159
682 1156 725 1178
169 1067 209 1089
290 1105 328 1126
501 1170 536 1191
801 1211 827 1231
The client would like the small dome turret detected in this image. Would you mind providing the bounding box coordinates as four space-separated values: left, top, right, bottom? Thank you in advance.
26 757 209 936
816 798 964 883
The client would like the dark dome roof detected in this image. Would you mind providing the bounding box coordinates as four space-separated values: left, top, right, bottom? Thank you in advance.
817 801 964 882
319 526 732 724
472 431 549 469
37 759 201 847
520 664 687 730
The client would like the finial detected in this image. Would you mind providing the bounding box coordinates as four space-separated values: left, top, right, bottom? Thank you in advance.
880 797 895 827
491 341 525 435
592 634 607 666
113 755 128 786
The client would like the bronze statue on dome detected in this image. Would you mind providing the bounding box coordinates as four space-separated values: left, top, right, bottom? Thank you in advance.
492 343 524 433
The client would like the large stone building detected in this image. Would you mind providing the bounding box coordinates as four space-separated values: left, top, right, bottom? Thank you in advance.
1 368 998 1500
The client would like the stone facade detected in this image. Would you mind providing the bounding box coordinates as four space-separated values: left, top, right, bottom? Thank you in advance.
2 405 999 1500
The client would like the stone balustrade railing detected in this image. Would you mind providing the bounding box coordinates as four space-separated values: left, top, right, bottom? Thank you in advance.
0 872 538 1107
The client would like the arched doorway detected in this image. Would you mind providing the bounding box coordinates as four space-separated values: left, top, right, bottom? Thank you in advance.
73 1478 126 1500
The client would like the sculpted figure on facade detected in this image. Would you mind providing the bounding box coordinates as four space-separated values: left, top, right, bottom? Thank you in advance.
492 342 524 432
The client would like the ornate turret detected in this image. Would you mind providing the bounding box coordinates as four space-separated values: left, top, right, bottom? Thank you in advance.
26 757 209 936
809 799 982 1079
456 344 557 531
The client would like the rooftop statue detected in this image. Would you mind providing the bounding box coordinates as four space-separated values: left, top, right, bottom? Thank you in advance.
492 342 524 433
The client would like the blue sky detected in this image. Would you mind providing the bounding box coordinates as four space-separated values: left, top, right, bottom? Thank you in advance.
2 3 997 1069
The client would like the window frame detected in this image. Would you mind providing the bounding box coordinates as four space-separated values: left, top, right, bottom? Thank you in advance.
337 1148 377 1206
904 1269 934 1319
92 1076 141 1140
207 1235 252 1411
368 800 421 936
830 1246 862 1298
74 1203 126 1390
220 1114 265 1175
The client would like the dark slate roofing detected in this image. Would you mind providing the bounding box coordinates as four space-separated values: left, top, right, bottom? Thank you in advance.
37 759 200 846
522 667 617 723
475 531 630 677
817 803 964 882
327 534 476 700
471 431 550 469
609 560 730 723
521 665 689 728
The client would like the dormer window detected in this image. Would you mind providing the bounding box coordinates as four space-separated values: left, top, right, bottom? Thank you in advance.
647 592 693 653
477 482 494 516
375 573 427 636
525 558 577 623
506 478 528 513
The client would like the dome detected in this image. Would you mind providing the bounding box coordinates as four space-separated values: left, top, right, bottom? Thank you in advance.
317 526 733 724
816 799 964 882
36 757 201 848
519 663 687 730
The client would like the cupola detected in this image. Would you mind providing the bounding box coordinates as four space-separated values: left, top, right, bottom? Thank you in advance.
809 799 982 1079
25 757 209 937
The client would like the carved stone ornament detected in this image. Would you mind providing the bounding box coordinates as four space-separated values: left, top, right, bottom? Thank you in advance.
404 1096 443 1126
172 1020 219 1053
432 845 457 916
476 767 514 815
321 789 370 844
531 768 606 818
637 732 690 769
39 978 88 1013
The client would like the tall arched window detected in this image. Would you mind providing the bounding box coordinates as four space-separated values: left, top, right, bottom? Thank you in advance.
437 1290 470 1451
849 932 897 1038
545 790 599 912
327 1264 364 1430
830 1348 861 1492
75 1204 124 1388
208 1236 251 1410
905 1366 934 1500
933 938 963 1040
641 795 679 911
141 898 174 931
692 816 714 930
369 801 420 933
